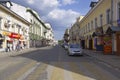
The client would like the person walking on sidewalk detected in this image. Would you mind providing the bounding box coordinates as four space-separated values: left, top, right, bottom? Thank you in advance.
16 42 20 51
6 43 10 52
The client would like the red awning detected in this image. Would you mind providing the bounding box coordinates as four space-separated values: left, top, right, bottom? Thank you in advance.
9 33 21 39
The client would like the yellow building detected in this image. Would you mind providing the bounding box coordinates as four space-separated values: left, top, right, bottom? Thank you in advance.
69 16 84 44
76 0 120 55
0 4 30 51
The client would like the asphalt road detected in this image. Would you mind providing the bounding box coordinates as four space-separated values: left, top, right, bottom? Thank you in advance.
0 45 120 80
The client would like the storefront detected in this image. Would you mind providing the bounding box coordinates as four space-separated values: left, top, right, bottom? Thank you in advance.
2 31 27 51
88 35 93 50
92 27 104 51
106 26 120 55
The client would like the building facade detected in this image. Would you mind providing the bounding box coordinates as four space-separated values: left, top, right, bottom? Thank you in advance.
0 4 30 51
45 23 54 46
70 0 120 56
10 2 52 47
64 28 70 44
69 16 84 45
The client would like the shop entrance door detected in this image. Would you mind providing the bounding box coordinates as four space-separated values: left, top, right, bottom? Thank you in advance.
117 34 120 56
89 39 93 50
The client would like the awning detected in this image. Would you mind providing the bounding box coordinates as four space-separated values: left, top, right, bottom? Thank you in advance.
92 32 103 37
92 27 104 37
106 26 120 34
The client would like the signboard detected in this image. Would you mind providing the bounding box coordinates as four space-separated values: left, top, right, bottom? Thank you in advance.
103 36 112 54
104 45 112 54
9 33 21 39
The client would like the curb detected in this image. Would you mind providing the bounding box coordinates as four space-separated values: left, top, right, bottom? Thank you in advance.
0 48 38 57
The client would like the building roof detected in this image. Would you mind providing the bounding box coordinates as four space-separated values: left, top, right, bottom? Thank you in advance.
26 8 50 30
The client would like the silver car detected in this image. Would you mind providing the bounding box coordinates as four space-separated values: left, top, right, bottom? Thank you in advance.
68 44 83 56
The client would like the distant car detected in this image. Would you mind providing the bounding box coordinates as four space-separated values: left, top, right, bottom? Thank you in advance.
62 43 69 50
67 44 83 56
65 44 69 49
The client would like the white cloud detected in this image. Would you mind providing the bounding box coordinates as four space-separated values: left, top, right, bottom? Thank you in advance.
26 0 59 9
11 0 80 40
27 0 34 4
25 0 60 15
62 0 76 5
46 9 80 27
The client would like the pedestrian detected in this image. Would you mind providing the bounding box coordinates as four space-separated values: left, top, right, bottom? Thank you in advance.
16 42 20 51
7 43 10 52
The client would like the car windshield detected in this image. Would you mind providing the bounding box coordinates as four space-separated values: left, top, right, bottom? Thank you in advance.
70 44 80 48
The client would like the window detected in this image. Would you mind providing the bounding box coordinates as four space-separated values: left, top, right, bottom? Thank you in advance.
100 14 103 27
106 9 111 24
91 20 93 30
95 18 97 28
88 23 90 31
0 17 2 29
118 2 120 19
86 25 87 33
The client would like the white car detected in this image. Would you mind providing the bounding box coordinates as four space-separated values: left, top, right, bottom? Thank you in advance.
68 44 83 56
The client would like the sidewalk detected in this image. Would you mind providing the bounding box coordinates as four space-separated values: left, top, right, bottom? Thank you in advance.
0 48 38 58
84 49 120 70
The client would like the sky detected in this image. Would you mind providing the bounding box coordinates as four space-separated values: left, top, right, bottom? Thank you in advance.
10 0 98 40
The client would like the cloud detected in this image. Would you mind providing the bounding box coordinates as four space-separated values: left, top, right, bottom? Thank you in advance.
46 9 80 27
11 0 80 40
23 0 60 16
43 8 80 40
62 0 76 5
26 0 59 10
27 0 34 4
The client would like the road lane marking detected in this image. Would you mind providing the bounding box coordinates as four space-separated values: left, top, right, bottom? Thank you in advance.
5 61 37 80
17 62 40 80
25 63 48 80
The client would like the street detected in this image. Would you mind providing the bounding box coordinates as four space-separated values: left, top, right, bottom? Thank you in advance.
0 45 120 80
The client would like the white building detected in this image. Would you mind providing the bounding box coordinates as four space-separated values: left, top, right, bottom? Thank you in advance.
45 23 54 46
10 2 51 47
0 3 30 51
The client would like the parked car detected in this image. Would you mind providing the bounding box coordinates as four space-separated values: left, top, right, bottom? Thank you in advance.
64 43 69 50
62 43 69 50
67 44 83 56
